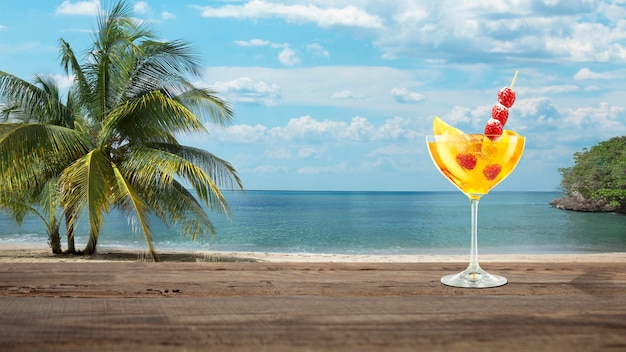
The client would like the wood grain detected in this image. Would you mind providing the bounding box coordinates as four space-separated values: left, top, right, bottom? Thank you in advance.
1 262 625 351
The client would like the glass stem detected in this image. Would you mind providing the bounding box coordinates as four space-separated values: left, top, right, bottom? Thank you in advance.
468 194 481 272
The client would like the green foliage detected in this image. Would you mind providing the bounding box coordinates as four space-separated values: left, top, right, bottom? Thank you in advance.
559 136 626 208
0 0 242 260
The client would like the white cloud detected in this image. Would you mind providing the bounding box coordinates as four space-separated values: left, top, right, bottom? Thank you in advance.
161 11 175 20
583 85 601 92
48 74 74 90
197 1 626 70
445 106 472 126
360 156 404 172
362 1 626 64
234 39 272 47
515 97 561 130
509 98 626 148
298 163 347 174
268 115 341 141
562 102 626 134
519 84 580 95
574 67 624 80
253 165 289 174
378 117 420 139
391 87 425 103
203 66 418 112
278 47 300 65
268 115 373 141
197 0 384 29
307 43 329 58
0 25 5 32
208 115 421 144
212 124 268 143
298 147 320 158
234 39 303 65
264 148 292 159
211 77 281 106
367 144 411 157
56 0 100 15
133 1 150 15
331 90 364 100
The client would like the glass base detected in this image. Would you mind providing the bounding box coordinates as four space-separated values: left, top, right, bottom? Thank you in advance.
441 266 507 288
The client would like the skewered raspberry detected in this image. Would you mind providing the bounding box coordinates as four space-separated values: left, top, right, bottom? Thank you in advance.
491 103 509 126
484 72 517 138
484 118 503 140
497 87 516 108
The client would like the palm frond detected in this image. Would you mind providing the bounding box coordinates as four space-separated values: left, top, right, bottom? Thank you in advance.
0 102 28 121
0 123 89 160
166 180 215 237
88 0 157 117
0 71 36 106
121 171 215 240
0 70 77 127
33 74 77 127
59 39 94 117
111 163 159 261
100 90 207 146
131 39 203 83
38 178 61 225
174 86 234 125
0 178 60 236
123 144 241 214
0 71 51 122
0 124 90 193
59 149 116 245
153 142 243 192
0 194 44 225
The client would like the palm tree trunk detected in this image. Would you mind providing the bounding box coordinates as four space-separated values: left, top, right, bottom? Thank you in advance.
84 231 98 255
48 226 62 254
64 210 77 254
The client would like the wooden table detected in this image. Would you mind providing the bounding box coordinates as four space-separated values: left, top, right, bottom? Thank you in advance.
1 262 625 351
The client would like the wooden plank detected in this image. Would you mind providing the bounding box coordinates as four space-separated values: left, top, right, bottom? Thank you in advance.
1 262 625 351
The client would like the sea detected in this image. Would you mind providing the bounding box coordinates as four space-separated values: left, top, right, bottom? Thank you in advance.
1 191 625 255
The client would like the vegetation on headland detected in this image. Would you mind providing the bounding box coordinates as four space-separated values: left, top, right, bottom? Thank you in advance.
551 136 626 213
0 0 242 261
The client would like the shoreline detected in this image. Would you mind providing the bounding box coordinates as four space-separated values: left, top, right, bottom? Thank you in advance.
1 244 624 263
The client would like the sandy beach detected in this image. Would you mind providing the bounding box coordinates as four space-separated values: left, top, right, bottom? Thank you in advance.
1 245 625 351
1 244 625 263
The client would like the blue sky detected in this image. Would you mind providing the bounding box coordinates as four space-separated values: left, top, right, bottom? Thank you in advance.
1 0 626 192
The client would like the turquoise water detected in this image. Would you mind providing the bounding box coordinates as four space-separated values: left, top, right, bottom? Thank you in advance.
1 191 625 255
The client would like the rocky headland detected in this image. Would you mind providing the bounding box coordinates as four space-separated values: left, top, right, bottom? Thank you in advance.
550 191 626 213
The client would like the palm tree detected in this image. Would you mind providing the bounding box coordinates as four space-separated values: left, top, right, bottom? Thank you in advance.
0 179 64 253
0 74 85 253
0 0 241 261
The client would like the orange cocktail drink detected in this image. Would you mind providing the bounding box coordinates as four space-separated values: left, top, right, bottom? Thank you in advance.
427 133 525 196
425 71 525 288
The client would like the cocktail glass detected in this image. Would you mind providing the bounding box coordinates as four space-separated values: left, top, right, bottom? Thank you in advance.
426 132 525 288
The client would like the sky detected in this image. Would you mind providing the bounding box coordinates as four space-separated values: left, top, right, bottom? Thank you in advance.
1 0 626 192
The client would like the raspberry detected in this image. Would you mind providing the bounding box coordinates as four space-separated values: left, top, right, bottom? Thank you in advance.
483 164 502 181
491 103 508 126
484 118 503 140
497 87 516 108
456 153 477 170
